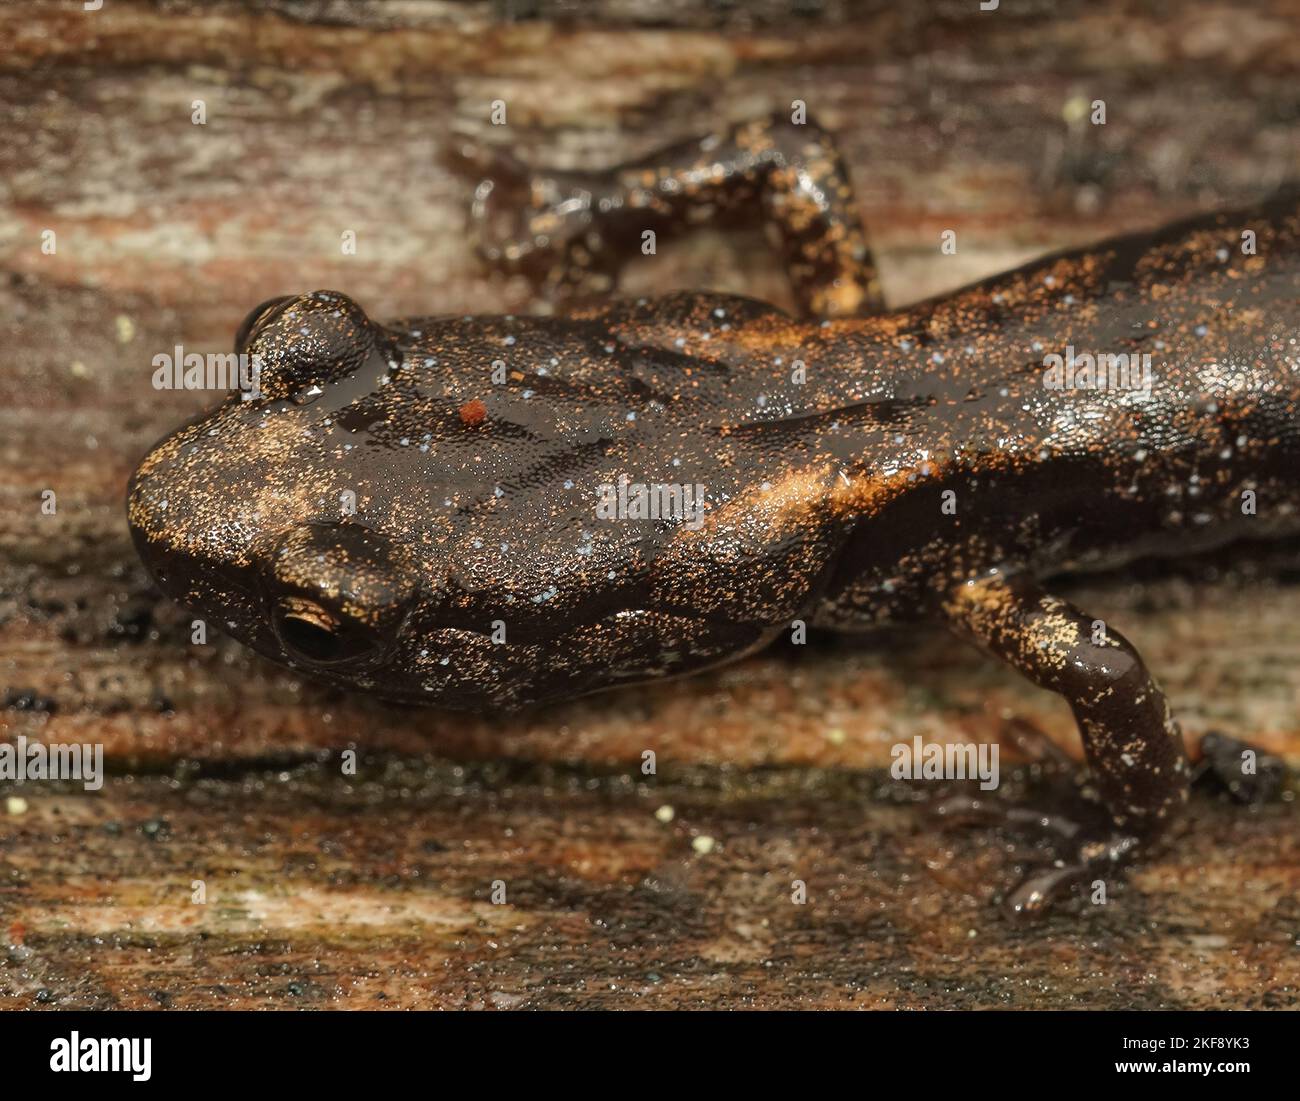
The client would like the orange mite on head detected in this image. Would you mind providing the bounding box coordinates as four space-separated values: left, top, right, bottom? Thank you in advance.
458 398 488 427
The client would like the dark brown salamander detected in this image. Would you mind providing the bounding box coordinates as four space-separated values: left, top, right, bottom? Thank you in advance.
128 115 1300 913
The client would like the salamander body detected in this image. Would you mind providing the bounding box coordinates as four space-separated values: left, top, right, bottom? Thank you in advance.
127 116 1299 912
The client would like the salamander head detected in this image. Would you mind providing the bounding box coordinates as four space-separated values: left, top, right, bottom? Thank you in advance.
127 290 750 710
127 292 436 691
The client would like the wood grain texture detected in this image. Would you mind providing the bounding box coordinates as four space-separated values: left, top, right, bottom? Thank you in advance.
1 0 1298 1010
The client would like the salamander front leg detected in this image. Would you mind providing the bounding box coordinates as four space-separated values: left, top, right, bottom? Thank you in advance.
941 571 1192 916
456 111 883 318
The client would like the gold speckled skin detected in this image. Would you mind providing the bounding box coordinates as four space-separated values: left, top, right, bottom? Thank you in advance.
128 115 1299 911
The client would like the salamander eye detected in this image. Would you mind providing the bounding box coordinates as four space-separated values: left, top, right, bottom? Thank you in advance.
234 295 294 354
264 522 419 668
235 290 385 401
272 595 380 666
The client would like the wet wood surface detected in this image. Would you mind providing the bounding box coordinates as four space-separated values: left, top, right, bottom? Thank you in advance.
1 0 1298 1009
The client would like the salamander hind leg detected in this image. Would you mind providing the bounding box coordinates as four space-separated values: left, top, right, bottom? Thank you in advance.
939 570 1191 917
456 111 883 318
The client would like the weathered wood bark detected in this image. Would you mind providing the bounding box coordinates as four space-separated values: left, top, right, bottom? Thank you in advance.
1 0 1297 1010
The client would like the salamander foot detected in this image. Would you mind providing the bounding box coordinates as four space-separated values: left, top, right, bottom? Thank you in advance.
930 787 1152 918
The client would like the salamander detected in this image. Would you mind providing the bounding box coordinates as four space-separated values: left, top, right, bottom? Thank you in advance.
127 114 1300 912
